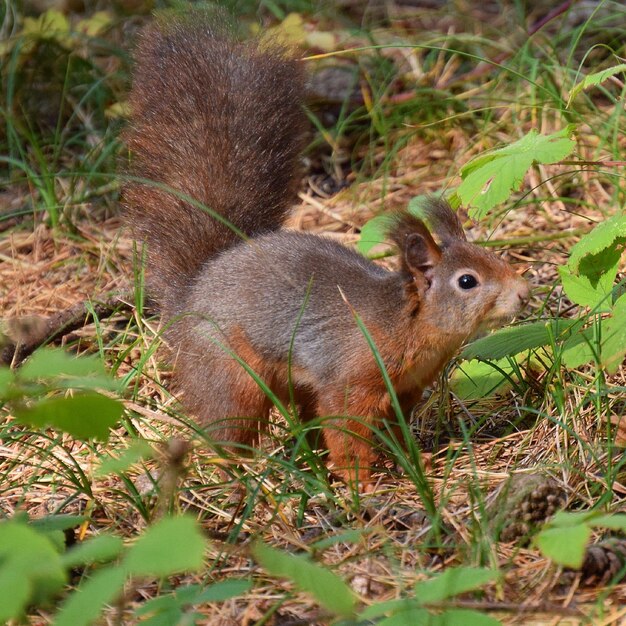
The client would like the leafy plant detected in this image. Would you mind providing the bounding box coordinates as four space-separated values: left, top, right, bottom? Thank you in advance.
1 347 124 441
253 542 502 625
536 511 626 569
359 566 502 625
0 513 209 624
567 63 626 107
456 127 576 220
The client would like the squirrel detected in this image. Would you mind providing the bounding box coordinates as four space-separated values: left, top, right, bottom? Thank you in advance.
124 11 530 491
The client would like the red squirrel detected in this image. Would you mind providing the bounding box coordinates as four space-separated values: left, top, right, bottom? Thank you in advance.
124 12 530 490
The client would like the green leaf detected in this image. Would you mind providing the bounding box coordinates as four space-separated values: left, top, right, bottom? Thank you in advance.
357 193 451 257
20 348 105 380
600 294 626 373
588 514 626 531
17 348 120 393
252 542 356 617
358 598 418 620
458 127 575 219
451 359 512 400
557 215 626 311
356 214 393 255
535 524 591 568
96 440 154 476
407 194 434 218
0 368 13 397
558 265 613 310
568 64 626 105
134 581 249 624
61 535 124 569
569 214 626 275
54 566 126 626
561 328 597 369
549 510 596 527
134 594 180 616
377 607 431 625
134 598 183 626
124 516 207 577
30 514 87 533
414 567 499 604
0 567 31 623
0 519 67 619
190 579 252 603
14 392 124 441
461 319 579 361
310 529 366 551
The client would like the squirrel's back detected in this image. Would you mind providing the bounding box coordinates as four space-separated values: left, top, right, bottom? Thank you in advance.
124 12 307 316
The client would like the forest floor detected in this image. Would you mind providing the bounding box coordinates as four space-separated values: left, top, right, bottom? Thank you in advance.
2 1 626 624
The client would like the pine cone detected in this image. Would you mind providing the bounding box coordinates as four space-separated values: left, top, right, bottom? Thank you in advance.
579 539 626 586
489 473 567 544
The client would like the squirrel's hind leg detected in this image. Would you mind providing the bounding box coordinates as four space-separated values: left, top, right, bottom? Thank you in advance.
174 327 276 455
317 387 390 492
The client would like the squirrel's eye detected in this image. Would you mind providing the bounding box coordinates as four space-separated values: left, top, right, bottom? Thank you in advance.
458 274 478 290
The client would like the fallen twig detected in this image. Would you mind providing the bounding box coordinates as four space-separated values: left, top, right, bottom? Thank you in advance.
2 292 140 367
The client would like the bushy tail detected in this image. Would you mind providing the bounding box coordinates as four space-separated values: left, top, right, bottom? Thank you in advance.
124 11 306 315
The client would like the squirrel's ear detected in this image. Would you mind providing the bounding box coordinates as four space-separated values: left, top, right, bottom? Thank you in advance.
403 231 442 275
389 212 442 277
421 197 467 243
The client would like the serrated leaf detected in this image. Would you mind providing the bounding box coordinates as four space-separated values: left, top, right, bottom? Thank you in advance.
458 127 575 219
535 524 591 568
54 566 126 626
460 156 529 218
61 535 124 569
461 319 579 361
568 64 626 105
569 214 626 274
558 265 614 311
252 542 356 617
414 567 499 604
96 440 154 476
14 392 124 441
124 516 207 577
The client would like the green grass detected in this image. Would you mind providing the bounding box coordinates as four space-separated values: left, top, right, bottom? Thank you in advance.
2 1 626 624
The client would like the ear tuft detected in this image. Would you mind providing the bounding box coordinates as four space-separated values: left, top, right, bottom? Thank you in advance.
388 212 442 276
420 197 467 243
